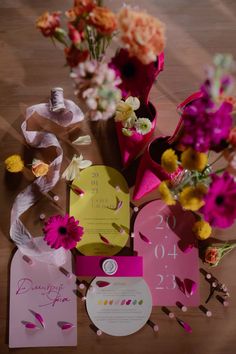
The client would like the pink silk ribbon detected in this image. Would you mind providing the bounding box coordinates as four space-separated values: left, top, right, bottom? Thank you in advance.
10 99 84 266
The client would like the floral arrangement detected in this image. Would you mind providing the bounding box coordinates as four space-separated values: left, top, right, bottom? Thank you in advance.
35 2 236 268
114 96 152 136
158 54 236 245
36 1 166 122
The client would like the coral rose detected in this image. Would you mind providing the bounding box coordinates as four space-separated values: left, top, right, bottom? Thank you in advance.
32 159 49 177
89 6 117 35
117 7 165 65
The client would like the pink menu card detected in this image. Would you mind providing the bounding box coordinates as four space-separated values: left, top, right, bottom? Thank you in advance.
9 247 77 348
134 200 200 306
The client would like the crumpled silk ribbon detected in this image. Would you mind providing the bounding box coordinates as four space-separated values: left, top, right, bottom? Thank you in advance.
10 99 84 266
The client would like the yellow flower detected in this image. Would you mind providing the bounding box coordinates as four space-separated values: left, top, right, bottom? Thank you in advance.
32 159 49 177
181 148 208 172
5 154 24 173
179 184 207 211
161 149 178 173
192 220 212 240
114 96 140 123
158 181 176 205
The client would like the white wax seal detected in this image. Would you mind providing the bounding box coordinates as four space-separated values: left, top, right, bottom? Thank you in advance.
102 259 118 275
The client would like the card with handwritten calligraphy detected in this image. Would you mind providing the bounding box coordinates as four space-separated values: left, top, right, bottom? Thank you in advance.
70 165 130 256
9 249 77 348
134 200 200 306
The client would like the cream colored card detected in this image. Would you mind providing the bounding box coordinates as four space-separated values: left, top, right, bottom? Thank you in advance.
70 165 130 255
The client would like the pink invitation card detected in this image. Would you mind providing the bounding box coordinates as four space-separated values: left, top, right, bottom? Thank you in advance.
9 247 77 348
134 200 200 306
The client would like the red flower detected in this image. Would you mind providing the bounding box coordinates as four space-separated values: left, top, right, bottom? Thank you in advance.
36 11 61 37
68 23 83 45
64 46 89 67
205 247 220 266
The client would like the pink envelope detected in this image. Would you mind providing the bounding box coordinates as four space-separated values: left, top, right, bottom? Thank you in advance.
9 247 77 348
134 200 200 306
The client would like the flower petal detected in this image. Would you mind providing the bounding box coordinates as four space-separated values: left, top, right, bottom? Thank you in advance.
78 159 92 169
125 96 140 110
72 135 92 145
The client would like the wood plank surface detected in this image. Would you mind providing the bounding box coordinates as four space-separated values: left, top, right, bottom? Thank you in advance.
0 1 236 353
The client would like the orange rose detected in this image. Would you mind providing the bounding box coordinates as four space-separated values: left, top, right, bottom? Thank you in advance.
117 7 165 65
89 7 117 35
204 247 220 266
36 11 61 37
32 159 49 177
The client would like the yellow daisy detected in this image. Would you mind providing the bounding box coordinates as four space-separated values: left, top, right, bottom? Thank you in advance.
161 149 178 173
179 184 207 211
181 148 208 172
4 154 24 173
192 220 212 240
158 181 176 205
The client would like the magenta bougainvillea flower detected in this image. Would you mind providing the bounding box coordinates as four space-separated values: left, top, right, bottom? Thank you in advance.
43 214 83 250
201 172 236 228
109 48 160 100
180 95 233 152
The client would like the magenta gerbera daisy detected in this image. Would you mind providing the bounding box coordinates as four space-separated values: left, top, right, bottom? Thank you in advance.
43 214 83 250
201 172 236 228
109 48 163 101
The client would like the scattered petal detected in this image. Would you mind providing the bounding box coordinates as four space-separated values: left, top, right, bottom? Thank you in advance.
177 240 194 253
139 232 152 245
176 318 192 333
21 321 38 329
184 279 197 296
99 233 110 244
29 310 44 328
70 184 84 196
72 135 91 145
175 276 186 295
96 281 111 288
58 321 75 330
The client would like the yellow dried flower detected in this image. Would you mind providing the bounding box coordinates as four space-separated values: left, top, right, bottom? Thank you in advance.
158 181 176 205
161 149 178 173
181 148 208 172
4 154 24 173
179 184 207 211
192 220 212 240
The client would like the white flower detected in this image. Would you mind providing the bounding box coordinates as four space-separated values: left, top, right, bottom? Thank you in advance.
134 118 152 135
114 96 140 122
62 154 92 181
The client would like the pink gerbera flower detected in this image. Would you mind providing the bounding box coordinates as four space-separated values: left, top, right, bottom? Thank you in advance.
201 172 236 228
43 214 83 250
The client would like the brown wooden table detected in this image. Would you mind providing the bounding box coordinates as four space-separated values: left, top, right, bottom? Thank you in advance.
0 1 236 353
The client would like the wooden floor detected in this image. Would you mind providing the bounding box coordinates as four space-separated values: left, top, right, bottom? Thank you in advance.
1 0 236 353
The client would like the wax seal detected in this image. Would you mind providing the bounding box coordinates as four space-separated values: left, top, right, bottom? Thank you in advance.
102 259 118 275
49 87 66 113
